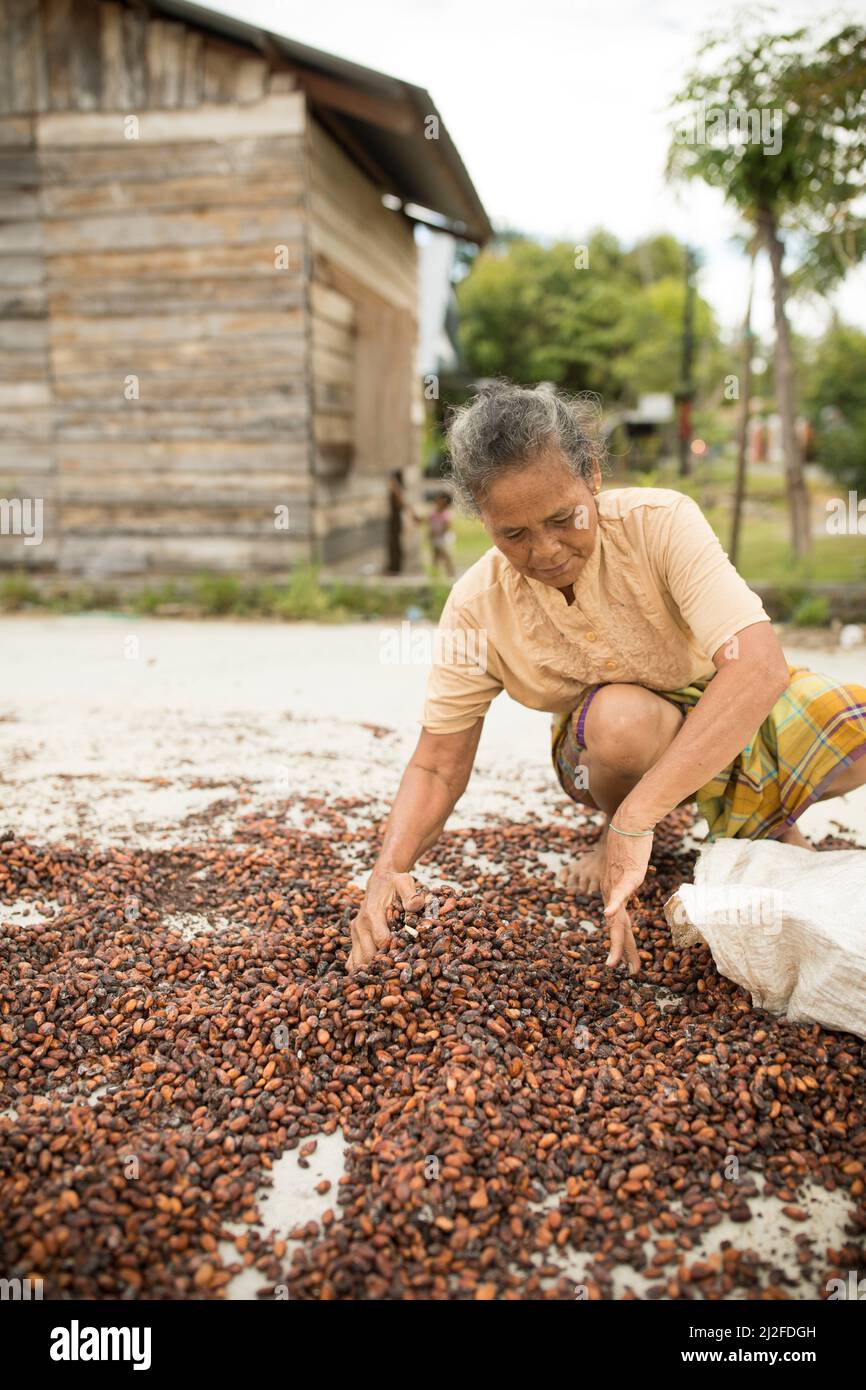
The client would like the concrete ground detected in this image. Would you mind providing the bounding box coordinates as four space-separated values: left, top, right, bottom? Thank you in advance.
2 613 865 1298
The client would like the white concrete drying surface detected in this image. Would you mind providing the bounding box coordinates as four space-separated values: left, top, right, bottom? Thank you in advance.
1 614 864 848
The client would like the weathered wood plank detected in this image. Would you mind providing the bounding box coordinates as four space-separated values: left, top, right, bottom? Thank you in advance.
100 0 147 110
0 252 43 284
49 334 306 375
180 28 203 108
0 113 36 144
42 0 73 110
312 342 354 385
145 19 188 109
0 2 11 115
311 192 416 311
0 407 52 438
0 541 58 569
0 184 39 217
0 282 45 313
0 315 46 347
313 379 354 414
73 0 103 111
46 241 305 281
55 439 309 472
53 498 304 527
59 491 309 519
47 276 304 315
36 91 305 144
314 413 353 447
0 379 50 404
54 475 307 503
37 134 304 183
0 218 42 252
236 57 268 104
7 0 48 113
50 370 308 402
311 495 387 530
311 314 354 356
43 0 102 111
41 205 304 253
48 308 304 345
0 147 39 181
57 533 308 573
53 399 307 437
310 279 355 328
40 169 304 215
307 118 417 310
100 2 130 110
0 442 53 469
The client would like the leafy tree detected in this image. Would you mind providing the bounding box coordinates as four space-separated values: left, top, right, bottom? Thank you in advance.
668 21 866 557
803 320 866 493
454 232 721 407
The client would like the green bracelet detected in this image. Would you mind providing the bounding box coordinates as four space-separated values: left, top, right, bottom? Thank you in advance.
608 822 655 838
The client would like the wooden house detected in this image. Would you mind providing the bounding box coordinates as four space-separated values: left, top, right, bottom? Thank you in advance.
0 0 491 582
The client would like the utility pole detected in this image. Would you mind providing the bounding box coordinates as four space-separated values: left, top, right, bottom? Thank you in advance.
677 246 696 477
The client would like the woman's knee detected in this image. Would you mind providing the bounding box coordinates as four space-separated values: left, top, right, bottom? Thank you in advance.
583 683 682 773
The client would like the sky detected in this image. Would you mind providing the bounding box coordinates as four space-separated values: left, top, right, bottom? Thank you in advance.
213 0 866 343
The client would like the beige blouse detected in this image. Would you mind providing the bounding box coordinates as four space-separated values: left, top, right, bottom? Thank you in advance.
420 487 771 735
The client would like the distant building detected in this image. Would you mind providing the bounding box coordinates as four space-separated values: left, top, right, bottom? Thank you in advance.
0 0 491 581
417 228 460 382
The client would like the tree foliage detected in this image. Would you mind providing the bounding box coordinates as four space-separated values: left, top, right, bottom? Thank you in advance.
454 231 722 405
804 321 866 492
667 22 866 256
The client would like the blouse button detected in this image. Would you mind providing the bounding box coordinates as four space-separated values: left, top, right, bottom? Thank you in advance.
585 630 597 641
604 659 617 670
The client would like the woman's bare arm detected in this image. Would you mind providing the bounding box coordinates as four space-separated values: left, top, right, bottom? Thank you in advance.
348 720 483 968
601 621 790 968
613 621 790 835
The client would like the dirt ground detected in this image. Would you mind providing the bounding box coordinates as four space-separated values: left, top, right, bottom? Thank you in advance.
2 613 865 1299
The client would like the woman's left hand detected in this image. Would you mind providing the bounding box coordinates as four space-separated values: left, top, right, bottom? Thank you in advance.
601 826 654 975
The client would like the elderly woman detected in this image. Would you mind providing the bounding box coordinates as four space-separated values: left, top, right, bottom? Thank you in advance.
348 382 866 975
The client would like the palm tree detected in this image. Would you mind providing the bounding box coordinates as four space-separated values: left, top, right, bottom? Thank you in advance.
668 22 866 559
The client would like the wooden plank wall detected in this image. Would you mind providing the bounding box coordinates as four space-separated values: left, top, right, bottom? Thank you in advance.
306 117 421 568
42 98 311 579
0 111 57 568
0 0 428 580
0 0 315 578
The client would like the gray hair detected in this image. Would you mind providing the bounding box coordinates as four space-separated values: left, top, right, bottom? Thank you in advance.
445 380 607 516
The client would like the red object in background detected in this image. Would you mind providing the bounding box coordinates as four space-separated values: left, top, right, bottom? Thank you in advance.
802 418 815 462
677 398 692 441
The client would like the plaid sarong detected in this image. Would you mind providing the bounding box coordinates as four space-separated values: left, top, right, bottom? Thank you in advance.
551 664 866 841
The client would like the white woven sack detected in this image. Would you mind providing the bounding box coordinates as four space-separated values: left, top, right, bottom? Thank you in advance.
663 837 866 1038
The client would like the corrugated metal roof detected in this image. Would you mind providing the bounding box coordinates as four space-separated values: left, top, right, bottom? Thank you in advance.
148 0 493 244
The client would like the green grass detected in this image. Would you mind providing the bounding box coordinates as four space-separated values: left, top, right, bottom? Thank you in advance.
0 566 454 623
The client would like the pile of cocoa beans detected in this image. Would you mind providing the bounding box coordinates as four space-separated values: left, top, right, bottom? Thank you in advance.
0 805 863 1300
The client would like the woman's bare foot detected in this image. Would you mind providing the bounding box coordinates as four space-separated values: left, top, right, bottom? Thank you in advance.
559 818 609 894
779 824 815 850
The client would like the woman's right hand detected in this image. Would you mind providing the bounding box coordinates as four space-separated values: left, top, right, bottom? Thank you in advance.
347 868 427 971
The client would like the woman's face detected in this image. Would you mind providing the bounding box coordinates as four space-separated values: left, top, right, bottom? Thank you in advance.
478 449 601 588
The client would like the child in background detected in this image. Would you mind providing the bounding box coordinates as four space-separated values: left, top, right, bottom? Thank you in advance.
427 491 456 577
388 479 456 578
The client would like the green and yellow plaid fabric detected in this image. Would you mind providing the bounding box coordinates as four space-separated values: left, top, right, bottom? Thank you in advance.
551 665 866 841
